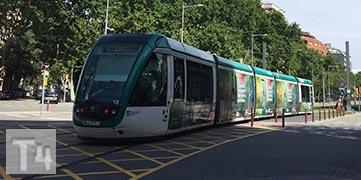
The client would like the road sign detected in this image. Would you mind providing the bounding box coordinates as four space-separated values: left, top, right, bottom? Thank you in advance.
339 89 345 96
340 77 344 88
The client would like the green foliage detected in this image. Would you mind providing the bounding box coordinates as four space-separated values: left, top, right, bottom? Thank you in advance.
0 0 355 98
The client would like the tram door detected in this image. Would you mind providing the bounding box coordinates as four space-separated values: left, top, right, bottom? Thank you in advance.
168 57 185 130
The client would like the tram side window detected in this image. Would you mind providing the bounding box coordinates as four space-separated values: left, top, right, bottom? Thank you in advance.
129 53 167 106
186 61 213 102
174 58 185 99
301 85 310 102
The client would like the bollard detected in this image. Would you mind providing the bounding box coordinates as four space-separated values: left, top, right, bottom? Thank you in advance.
319 109 321 121
46 99 50 111
305 110 307 124
328 108 330 119
323 108 326 120
336 107 338 117
251 107 254 127
343 109 345 116
312 109 314 122
282 108 285 127
332 108 334 118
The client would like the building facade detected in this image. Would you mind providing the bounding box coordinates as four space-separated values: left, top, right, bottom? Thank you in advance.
326 43 346 66
301 32 327 56
261 3 285 15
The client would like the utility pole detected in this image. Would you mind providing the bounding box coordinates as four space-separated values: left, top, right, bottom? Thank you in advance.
346 41 351 111
104 0 109 35
322 68 325 107
262 42 267 69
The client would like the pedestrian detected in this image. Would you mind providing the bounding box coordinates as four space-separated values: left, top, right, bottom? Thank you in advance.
335 99 342 111
342 95 347 111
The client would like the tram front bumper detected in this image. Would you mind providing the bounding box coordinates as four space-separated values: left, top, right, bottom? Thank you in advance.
74 125 120 139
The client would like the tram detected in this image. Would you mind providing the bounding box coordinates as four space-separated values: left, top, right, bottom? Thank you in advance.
73 34 313 139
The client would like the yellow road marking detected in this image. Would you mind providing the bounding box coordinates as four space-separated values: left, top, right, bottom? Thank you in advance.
160 147 194 151
62 169 83 180
0 130 4 135
194 132 230 139
186 135 223 144
123 149 164 165
76 170 120 176
168 140 203 150
57 153 92 157
38 170 129 179
19 125 137 178
80 155 180 165
131 130 273 180
146 144 184 156
36 174 75 179
149 142 174 145
81 157 145 164
130 149 163 153
0 166 13 180
153 156 180 160
129 168 152 172
48 124 77 136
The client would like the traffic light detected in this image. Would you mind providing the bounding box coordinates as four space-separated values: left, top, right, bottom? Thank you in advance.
44 77 48 86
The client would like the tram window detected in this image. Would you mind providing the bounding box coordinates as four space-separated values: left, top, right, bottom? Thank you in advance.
200 65 213 102
186 61 213 102
77 43 142 103
129 53 167 106
301 85 310 102
174 58 185 99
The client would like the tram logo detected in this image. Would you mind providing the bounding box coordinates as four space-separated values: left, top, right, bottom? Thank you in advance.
90 106 96 112
126 110 140 117
162 109 168 121
82 121 100 126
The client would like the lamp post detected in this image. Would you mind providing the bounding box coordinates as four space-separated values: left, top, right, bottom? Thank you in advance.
104 0 109 35
251 33 268 66
104 0 115 35
328 65 338 102
322 68 325 107
181 3 204 43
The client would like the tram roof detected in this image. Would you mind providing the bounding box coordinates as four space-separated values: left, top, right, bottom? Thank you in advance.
252 67 274 78
272 72 297 83
96 34 215 62
216 56 253 73
296 77 313 85
97 33 154 45
155 35 214 62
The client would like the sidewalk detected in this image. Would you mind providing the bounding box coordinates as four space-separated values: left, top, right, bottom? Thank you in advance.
0 99 72 121
0 111 72 121
242 112 361 129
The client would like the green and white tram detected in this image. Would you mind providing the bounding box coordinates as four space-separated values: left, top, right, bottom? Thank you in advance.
73 33 313 139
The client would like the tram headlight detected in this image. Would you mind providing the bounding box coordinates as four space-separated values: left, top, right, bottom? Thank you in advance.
76 107 84 113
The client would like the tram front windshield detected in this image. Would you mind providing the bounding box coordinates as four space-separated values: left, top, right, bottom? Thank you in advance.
76 43 143 103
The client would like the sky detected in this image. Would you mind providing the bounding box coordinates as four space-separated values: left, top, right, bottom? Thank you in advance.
262 0 361 72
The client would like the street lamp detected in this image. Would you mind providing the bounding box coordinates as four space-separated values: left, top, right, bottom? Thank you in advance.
104 0 115 35
181 3 204 43
328 65 338 102
251 33 268 66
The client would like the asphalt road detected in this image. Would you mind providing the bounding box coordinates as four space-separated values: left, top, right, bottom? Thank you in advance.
1 99 361 180
143 122 361 180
